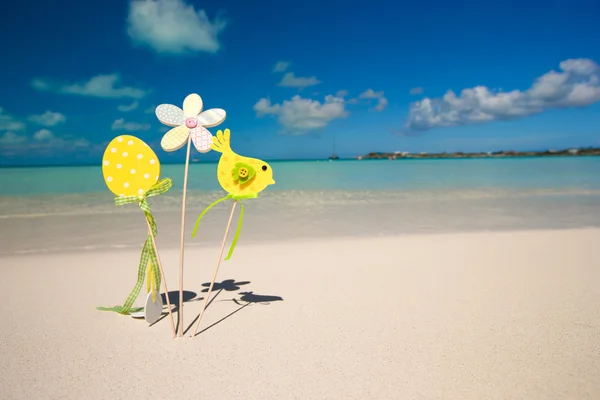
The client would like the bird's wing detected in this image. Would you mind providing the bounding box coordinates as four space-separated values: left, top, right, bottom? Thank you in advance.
210 128 232 154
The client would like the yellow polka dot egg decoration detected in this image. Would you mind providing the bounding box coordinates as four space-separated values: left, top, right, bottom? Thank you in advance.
102 135 161 197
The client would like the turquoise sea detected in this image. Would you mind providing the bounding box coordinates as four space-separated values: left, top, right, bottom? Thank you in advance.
1 157 600 255
2 157 600 196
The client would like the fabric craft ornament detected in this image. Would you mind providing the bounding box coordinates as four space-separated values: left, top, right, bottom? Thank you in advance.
190 128 275 337
97 135 176 337
155 93 226 337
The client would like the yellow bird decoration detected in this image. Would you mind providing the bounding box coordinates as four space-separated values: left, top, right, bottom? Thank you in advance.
190 128 276 337
212 128 275 197
191 128 275 260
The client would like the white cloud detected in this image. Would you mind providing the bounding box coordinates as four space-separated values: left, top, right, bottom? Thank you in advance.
0 107 92 155
118 100 139 112
111 118 151 132
359 89 383 99
28 111 66 126
31 74 148 99
273 61 291 73
0 130 90 153
30 79 51 91
0 108 25 132
0 132 26 145
277 72 321 89
127 0 226 54
33 136 91 150
73 138 91 148
358 88 388 111
374 97 389 111
410 87 424 95
33 129 54 141
254 94 348 133
405 58 600 131
336 90 349 97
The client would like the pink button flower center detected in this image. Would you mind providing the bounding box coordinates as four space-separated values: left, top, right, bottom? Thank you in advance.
185 118 198 128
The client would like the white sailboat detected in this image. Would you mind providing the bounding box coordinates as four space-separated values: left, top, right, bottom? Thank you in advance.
328 132 339 161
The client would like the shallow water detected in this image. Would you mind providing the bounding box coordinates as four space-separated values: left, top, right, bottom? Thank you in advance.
1 157 599 255
2 157 600 196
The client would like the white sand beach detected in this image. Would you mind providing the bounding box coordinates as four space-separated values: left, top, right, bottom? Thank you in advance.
1 229 599 399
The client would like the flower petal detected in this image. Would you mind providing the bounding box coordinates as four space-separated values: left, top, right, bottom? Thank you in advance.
156 104 185 127
197 108 226 128
190 126 213 153
183 93 203 118
160 125 189 152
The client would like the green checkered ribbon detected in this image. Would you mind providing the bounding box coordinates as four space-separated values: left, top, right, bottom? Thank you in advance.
191 193 258 261
97 178 173 315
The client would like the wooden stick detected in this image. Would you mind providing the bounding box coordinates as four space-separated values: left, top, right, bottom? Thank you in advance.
191 201 238 337
177 135 193 337
145 218 177 338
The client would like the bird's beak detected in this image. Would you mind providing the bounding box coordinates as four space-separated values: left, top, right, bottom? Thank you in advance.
270 179 276 185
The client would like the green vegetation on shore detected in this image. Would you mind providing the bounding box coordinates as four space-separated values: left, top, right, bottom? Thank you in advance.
359 147 600 160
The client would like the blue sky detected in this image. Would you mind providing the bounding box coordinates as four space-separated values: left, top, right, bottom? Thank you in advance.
1 0 599 166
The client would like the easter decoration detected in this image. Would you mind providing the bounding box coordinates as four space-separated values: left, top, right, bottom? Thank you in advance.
97 135 176 338
155 93 226 336
190 128 275 337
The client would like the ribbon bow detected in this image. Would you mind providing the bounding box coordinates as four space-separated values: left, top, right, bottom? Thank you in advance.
97 178 173 315
191 193 258 260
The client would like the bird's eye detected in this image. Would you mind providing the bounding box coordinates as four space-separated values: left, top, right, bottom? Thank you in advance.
261 165 267 171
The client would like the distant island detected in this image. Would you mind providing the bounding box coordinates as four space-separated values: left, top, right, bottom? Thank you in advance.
358 147 600 160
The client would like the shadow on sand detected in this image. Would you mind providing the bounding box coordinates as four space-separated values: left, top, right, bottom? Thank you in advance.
150 279 284 337
201 279 251 293
148 290 198 330
187 288 284 337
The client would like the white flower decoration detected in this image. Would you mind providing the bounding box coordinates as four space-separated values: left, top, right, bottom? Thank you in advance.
155 93 226 153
